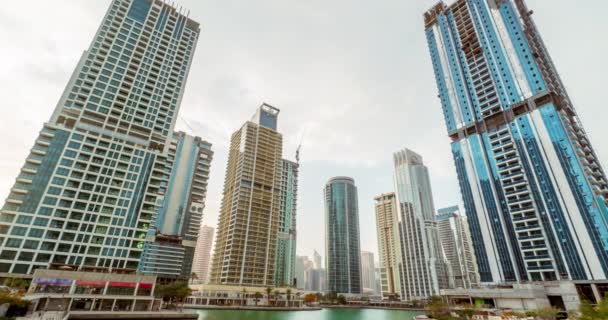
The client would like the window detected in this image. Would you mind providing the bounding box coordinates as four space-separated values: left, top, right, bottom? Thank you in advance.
10 227 27 236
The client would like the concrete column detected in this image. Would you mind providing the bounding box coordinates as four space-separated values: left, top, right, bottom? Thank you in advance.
111 299 117 311
591 284 602 304
90 299 95 311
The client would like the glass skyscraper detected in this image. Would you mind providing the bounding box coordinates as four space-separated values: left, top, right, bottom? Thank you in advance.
324 176 362 294
274 158 299 287
393 149 449 300
436 206 479 289
0 0 201 275
138 132 213 280
425 0 608 283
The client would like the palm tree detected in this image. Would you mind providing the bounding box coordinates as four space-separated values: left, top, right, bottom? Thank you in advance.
241 288 247 306
254 292 263 306
190 272 198 284
265 287 272 306
286 289 292 307
274 290 281 306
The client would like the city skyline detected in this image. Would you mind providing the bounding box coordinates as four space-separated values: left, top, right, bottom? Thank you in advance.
1 0 608 264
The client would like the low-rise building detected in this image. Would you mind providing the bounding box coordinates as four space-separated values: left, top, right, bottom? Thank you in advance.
25 269 159 312
186 284 303 307
441 282 582 313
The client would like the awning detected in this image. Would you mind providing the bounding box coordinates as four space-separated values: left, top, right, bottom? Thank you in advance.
138 283 153 289
108 281 136 288
75 280 106 287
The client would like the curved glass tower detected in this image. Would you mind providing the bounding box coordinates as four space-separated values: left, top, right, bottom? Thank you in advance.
324 176 362 294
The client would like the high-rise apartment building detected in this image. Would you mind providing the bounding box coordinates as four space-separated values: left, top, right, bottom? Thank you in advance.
425 0 608 283
138 132 213 279
374 192 398 298
192 225 214 283
295 255 313 290
393 149 450 300
313 250 322 270
0 0 201 275
361 251 376 293
274 158 299 287
436 206 479 289
324 177 362 294
307 268 326 292
210 104 283 286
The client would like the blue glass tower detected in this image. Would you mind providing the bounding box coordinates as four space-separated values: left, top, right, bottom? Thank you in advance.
425 0 608 283
324 177 362 294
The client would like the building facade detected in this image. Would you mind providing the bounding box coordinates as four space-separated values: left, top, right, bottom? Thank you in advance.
0 0 200 275
138 132 213 280
425 0 608 283
307 268 326 292
209 104 283 286
295 255 313 290
313 250 322 270
361 251 376 294
374 192 398 298
393 149 450 300
436 206 479 289
192 225 214 283
324 177 362 294
274 159 299 287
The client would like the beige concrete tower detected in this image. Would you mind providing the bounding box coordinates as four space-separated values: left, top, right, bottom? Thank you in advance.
192 225 215 283
210 104 283 286
374 193 398 298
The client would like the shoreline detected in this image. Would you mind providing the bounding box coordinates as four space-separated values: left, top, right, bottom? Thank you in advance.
183 305 424 312
184 305 322 311
321 305 425 311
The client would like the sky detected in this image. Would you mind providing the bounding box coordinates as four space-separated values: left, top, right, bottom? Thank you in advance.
0 0 607 265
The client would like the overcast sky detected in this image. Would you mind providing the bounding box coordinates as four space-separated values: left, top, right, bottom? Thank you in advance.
0 0 607 264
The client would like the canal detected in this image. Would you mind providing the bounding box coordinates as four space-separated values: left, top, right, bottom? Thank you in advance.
186 308 424 320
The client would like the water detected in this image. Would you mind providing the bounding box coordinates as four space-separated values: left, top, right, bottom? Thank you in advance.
186 308 424 320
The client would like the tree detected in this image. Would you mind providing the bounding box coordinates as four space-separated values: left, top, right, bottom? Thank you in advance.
337 295 347 305
241 288 247 306
578 297 608 320
265 287 273 304
454 305 477 320
190 272 198 284
0 291 30 317
155 282 192 309
426 296 451 320
3 278 29 291
304 293 317 304
274 290 281 306
535 306 559 320
254 292 263 306
286 288 292 307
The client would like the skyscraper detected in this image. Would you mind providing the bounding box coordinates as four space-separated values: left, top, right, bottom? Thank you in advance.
324 176 362 294
425 0 608 283
295 255 313 290
436 206 479 289
313 250 322 270
393 149 449 300
192 225 214 284
0 0 200 275
361 251 376 293
210 104 283 286
274 158 299 287
138 132 213 280
374 192 398 298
